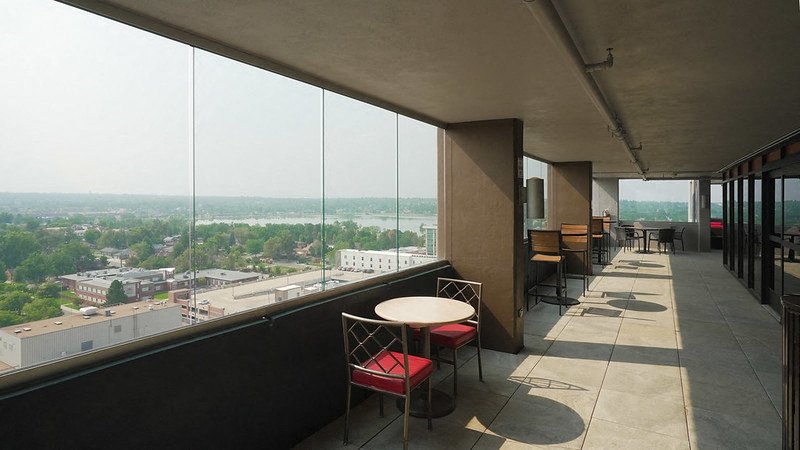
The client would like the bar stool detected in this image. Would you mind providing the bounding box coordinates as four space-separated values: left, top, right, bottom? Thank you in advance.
526 229 568 314
591 217 608 265
560 223 588 297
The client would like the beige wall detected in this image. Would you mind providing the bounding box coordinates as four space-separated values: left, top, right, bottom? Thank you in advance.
438 119 525 353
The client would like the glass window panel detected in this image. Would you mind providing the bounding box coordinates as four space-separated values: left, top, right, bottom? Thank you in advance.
398 115 438 264
774 177 783 238
193 49 323 316
323 91 396 283
0 0 191 369
753 176 762 295
711 184 723 219
619 180 692 222
743 178 750 285
523 157 549 231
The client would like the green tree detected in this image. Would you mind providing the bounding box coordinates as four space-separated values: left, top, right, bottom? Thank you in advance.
0 230 39 267
36 283 62 298
105 280 128 305
83 229 101 244
15 254 50 283
0 311 23 327
21 297 61 321
0 291 33 313
262 232 295 260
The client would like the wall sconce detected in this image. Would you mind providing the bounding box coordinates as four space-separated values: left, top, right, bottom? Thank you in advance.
527 177 545 219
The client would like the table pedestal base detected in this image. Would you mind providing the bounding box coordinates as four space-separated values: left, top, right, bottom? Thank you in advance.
396 388 455 418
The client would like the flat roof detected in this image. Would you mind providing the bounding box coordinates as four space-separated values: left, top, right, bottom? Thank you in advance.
0 300 180 339
196 269 259 282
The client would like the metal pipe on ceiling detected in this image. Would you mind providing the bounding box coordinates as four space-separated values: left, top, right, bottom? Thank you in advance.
522 0 647 180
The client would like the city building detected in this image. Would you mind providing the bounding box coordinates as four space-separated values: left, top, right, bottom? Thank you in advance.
423 225 437 256
59 267 193 304
195 269 261 286
337 248 436 273
0 300 181 369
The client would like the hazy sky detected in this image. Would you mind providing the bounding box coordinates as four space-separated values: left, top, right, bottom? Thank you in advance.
0 0 437 198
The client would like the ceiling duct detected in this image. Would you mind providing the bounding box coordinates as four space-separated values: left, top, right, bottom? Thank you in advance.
522 0 647 180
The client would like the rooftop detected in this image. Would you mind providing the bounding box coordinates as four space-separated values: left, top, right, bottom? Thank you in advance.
1 300 181 339
196 269 260 282
298 249 781 448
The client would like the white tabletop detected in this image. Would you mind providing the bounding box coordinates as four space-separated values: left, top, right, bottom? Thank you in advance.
374 296 475 329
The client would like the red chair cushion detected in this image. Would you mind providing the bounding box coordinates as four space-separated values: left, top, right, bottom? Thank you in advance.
430 323 477 348
351 350 433 395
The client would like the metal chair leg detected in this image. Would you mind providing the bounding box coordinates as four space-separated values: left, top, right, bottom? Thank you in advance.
427 379 433 430
343 384 352 444
402 394 410 450
477 335 483 382
452 347 458 397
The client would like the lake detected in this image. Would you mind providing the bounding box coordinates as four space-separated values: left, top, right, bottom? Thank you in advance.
196 215 437 234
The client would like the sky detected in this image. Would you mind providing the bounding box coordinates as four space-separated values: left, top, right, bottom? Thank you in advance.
0 0 437 198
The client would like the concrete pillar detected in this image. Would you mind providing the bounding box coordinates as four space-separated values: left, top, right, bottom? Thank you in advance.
438 119 525 354
697 178 711 252
549 162 593 275
592 178 619 220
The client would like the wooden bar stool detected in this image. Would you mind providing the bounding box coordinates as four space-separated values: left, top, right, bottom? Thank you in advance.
526 229 568 314
560 223 589 297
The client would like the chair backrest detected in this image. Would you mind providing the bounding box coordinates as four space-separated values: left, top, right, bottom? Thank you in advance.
675 227 685 238
436 277 481 327
561 223 588 250
657 228 675 243
591 217 604 235
342 313 410 384
528 229 562 255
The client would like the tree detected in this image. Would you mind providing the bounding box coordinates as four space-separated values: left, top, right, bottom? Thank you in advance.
83 229 101 244
36 283 62 299
0 230 39 267
0 291 33 314
105 280 128 305
14 254 49 283
21 297 61 321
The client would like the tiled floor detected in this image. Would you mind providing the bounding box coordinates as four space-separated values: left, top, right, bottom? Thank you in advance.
296 249 782 449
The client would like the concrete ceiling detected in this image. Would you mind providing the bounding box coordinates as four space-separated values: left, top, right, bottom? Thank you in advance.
63 0 800 179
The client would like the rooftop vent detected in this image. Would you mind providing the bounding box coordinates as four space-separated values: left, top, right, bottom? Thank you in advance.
14 329 21 334
54 321 63 325
23 327 31 331
83 315 91 319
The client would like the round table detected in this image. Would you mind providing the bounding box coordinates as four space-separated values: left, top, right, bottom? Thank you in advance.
374 296 475 417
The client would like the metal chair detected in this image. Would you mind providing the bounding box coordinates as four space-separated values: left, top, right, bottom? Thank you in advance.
655 228 676 254
429 277 482 397
673 226 686 251
615 226 641 252
527 229 568 314
342 313 433 450
560 223 589 297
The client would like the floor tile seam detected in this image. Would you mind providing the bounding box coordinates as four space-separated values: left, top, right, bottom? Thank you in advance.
684 401 783 426
577 294 626 450
666 256 694 446
587 416 692 444
703 271 783 417
357 406 404 449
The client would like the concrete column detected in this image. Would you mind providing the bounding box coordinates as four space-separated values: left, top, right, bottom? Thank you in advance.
592 178 620 219
697 178 711 252
549 162 593 275
438 119 525 354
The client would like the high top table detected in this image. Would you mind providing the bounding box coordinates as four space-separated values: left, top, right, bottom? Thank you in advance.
374 296 475 417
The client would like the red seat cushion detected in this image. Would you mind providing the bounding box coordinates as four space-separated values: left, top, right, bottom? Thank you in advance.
430 323 477 348
351 350 433 395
